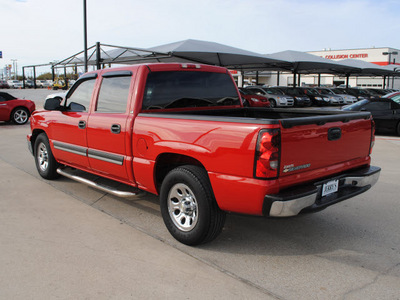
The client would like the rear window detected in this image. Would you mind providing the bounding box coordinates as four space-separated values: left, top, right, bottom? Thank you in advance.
142 71 240 110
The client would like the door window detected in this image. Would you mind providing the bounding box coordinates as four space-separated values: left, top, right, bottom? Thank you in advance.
66 79 96 112
96 76 131 113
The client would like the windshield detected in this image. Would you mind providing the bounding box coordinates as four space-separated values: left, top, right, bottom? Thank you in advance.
316 88 334 95
390 94 400 104
285 88 303 96
332 88 347 94
142 71 240 110
239 88 251 95
303 88 320 96
342 99 369 111
265 88 284 95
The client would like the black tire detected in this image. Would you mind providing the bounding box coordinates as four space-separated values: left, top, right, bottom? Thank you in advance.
11 107 29 125
34 133 60 180
160 165 226 246
269 99 276 108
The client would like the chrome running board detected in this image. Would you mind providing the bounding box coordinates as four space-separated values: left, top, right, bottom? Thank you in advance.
57 168 141 198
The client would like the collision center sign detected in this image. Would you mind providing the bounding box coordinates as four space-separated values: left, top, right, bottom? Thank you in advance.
325 53 368 60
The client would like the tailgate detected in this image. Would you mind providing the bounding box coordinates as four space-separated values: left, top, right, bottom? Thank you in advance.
279 112 372 180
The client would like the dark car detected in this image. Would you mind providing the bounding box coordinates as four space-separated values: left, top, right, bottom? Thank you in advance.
343 88 372 101
278 87 312 107
298 87 331 106
0 80 10 89
238 87 271 107
0 92 36 124
342 92 400 135
364 88 389 97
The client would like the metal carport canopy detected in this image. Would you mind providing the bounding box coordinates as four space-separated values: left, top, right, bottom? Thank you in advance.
56 39 289 71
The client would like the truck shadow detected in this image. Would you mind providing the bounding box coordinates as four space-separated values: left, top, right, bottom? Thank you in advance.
196 209 373 257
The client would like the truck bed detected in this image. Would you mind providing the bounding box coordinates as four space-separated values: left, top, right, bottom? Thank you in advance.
140 107 371 128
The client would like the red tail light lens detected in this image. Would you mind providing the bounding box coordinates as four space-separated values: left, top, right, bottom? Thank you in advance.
254 129 281 179
369 119 375 155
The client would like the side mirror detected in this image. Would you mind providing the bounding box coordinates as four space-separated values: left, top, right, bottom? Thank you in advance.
44 98 62 111
68 102 86 112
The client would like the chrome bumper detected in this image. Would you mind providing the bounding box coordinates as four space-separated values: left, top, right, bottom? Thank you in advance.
263 165 381 217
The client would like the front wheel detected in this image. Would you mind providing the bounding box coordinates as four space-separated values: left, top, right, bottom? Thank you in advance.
269 99 276 108
11 107 29 125
160 165 226 245
34 133 60 179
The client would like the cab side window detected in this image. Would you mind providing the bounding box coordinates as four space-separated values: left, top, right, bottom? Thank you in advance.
96 76 131 113
364 102 391 111
66 79 96 112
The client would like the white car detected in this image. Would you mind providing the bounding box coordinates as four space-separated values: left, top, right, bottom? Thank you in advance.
45 91 67 103
36 80 51 88
7 80 23 89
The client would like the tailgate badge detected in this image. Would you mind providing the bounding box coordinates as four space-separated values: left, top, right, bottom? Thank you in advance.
283 163 311 173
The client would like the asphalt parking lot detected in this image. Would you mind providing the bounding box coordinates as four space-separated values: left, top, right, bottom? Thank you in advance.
1 89 400 299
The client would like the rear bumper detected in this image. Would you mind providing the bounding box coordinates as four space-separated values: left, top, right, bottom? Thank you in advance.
263 165 381 217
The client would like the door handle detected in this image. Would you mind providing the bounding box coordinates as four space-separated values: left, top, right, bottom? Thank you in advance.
78 120 86 129
111 124 121 134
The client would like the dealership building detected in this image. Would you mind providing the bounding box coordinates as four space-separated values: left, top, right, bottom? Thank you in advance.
241 47 400 89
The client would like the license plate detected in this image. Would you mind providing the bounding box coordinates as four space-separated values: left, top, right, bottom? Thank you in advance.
322 180 339 197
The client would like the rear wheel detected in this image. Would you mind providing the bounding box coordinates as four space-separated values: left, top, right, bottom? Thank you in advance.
34 133 60 179
11 107 29 125
160 165 226 245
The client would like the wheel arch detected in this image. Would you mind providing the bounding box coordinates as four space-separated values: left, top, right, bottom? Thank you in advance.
154 153 206 194
30 129 46 154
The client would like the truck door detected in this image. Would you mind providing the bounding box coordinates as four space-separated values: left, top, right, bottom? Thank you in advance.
86 71 133 182
50 75 97 169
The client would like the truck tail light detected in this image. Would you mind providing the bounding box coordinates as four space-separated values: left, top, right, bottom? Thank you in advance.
254 129 281 179
369 119 375 155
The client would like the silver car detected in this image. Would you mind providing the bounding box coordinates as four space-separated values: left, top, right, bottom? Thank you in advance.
331 88 358 104
246 86 294 107
314 88 345 105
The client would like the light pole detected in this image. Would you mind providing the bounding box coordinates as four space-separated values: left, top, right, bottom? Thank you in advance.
382 51 398 65
83 0 88 73
11 59 17 79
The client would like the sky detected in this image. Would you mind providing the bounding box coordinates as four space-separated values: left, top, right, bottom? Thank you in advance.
2 0 400 76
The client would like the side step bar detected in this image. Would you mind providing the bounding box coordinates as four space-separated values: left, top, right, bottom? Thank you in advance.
57 168 141 198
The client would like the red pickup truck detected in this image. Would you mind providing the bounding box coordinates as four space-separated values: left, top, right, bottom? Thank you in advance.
28 63 380 245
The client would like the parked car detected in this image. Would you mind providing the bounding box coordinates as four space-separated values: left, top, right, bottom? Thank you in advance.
238 87 271 107
343 88 372 101
278 87 312 107
36 80 51 88
0 92 36 124
314 88 345 105
364 88 389 97
342 92 400 135
330 88 358 104
298 87 330 106
0 80 10 89
7 80 23 89
246 86 294 107
25 80 35 88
